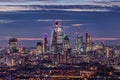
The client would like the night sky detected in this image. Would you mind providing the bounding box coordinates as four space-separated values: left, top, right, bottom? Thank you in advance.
0 0 120 47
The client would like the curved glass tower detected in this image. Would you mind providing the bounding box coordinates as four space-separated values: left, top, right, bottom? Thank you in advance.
50 21 64 54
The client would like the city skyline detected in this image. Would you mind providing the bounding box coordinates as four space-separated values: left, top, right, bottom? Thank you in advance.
0 1 120 80
0 0 120 47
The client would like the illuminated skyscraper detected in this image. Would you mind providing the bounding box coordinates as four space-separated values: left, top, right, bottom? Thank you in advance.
75 28 83 53
85 32 92 52
86 32 89 44
86 32 92 45
8 38 18 53
75 35 83 51
50 21 64 53
63 35 71 64
63 35 70 51
43 33 49 52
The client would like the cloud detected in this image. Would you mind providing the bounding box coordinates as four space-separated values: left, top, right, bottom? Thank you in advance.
0 0 39 2
0 36 44 41
36 19 72 22
58 8 109 12
36 19 54 22
0 20 14 24
0 5 111 12
92 37 119 41
63 26 70 28
0 0 119 7
110 0 120 2
72 24 85 27
17 38 43 40
0 6 43 12
92 1 120 7
0 4 119 12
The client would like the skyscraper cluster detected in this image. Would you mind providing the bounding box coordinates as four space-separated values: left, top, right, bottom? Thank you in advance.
0 21 119 68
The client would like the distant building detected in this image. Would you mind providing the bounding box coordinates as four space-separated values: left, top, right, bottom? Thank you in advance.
85 32 92 52
43 33 49 52
36 42 43 54
63 35 71 64
63 35 70 52
8 38 18 53
93 42 104 51
75 32 83 53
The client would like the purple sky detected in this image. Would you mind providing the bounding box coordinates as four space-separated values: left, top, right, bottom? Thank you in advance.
0 0 120 47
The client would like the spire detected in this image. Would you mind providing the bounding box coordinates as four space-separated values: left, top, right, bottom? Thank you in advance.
55 21 59 25
55 21 61 27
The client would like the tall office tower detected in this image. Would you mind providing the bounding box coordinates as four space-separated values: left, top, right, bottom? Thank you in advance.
106 47 110 58
50 21 64 53
43 33 49 52
36 42 43 54
86 32 92 45
63 35 71 64
8 38 18 53
63 35 70 51
85 32 92 52
86 32 89 44
75 29 83 53
80 36 83 48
